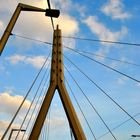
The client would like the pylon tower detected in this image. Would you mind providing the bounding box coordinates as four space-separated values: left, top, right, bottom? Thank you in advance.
28 25 86 140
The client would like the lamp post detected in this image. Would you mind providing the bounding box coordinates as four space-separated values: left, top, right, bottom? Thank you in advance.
0 3 60 55
8 129 26 140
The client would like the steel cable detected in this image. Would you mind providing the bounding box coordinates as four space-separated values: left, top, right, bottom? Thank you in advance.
11 33 52 45
47 0 55 30
97 112 140 139
64 45 140 83
47 105 51 140
26 77 50 140
15 54 51 140
62 36 140 47
64 54 140 127
65 74 97 140
21 63 50 140
1 51 51 140
64 65 117 140
69 48 140 67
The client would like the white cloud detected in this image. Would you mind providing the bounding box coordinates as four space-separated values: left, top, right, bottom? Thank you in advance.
92 46 110 61
74 4 87 17
0 63 5 72
117 77 128 85
0 21 3 29
0 121 9 136
54 14 79 36
83 16 127 59
0 21 4 36
0 92 31 139
54 13 79 49
52 0 72 12
25 56 47 69
0 92 30 116
0 120 26 139
0 0 80 54
83 16 127 42
0 0 79 43
6 55 25 64
6 55 49 69
101 0 131 20
53 0 86 17
49 117 67 129
136 83 140 88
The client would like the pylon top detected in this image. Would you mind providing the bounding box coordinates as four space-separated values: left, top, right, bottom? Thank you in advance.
28 26 86 140
56 24 59 30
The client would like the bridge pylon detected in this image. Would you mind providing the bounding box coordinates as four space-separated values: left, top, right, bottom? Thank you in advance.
28 25 86 140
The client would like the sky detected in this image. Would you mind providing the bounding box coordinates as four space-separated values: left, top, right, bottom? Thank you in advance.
0 0 140 139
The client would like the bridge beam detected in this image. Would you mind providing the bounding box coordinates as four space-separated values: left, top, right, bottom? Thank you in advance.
28 25 86 140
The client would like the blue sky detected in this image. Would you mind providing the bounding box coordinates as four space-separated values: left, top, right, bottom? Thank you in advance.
0 0 140 139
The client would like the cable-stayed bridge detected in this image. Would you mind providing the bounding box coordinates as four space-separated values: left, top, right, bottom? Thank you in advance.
0 1 140 140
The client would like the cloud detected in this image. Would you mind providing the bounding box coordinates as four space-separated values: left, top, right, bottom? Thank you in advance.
83 16 127 59
0 0 80 53
6 55 25 64
0 0 79 40
94 46 110 61
117 77 128 85
52 0 72 12
0 92 30 116
54 14 79 36
0 63 5 72
136 83 140 88
0 121 9 135
74 3 87 17
53 0 86 17
0 120 26 139
25 56 47 69
54 13 79 49
0 21 3 30
101 0 131 20
83 16 127 42
0 21 4 36
6 55 49 69
49 117 67 129
0 92 31 139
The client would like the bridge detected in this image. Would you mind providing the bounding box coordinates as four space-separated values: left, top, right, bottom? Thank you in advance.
0 1 140 140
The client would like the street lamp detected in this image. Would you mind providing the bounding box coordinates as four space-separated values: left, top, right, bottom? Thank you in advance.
8 129 26 140
0 3 60 55
131 134 140 138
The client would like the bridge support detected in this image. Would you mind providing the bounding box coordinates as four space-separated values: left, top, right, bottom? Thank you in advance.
28 25 86 140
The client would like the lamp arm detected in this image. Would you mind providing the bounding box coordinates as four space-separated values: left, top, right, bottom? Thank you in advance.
0 3 46 55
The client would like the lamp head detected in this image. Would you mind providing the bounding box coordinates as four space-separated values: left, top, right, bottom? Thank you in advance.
45 9 60 18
